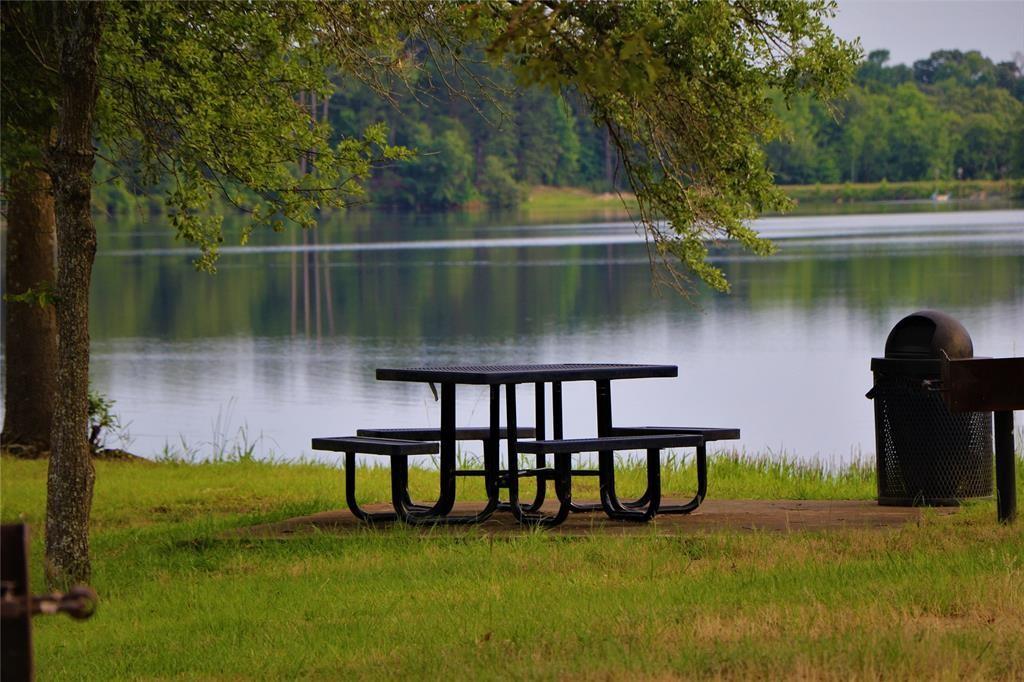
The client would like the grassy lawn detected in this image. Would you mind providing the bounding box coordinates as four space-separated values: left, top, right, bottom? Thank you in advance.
521 180 1023 220
780 178 1024 204
522 185 637 218
2 453 1022 680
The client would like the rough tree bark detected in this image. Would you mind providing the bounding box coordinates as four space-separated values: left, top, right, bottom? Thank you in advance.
2 167 58 456
45 0 102 589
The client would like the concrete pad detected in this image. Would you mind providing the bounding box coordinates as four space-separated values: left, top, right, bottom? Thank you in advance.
240 499 956 538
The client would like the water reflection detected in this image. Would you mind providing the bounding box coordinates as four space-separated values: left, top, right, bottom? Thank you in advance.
291 228 336 338
66 208 1024 461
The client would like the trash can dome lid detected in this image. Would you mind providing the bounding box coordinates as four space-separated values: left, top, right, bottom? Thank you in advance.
884 310 973 359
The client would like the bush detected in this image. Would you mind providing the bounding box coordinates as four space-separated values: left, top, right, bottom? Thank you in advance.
478 155 524 209
87 390 125 453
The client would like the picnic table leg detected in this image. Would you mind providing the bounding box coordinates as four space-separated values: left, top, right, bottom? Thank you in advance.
498 382 548 512
344 452 398 523
623 441 708 513
484 384 499 490
400 382 458 519
547 381 573 520
549 381 583 518
437 382 458 515
622 491 651 508
506 383 571 527
393 465 500 526
655 442 707 514
597 379 624 511
526 381 548 510
392 385 500 526
505 384 522 514
399 475 432 513
553 381 563 439
601 448 662 522
571 379 625 513
487 385 502 501
390 456 410 515
400 494 431 513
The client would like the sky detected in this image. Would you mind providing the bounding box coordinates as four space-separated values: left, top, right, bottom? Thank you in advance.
829 0 1024 66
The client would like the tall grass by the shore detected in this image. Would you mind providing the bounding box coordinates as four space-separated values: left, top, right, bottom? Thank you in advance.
524 179 1024 215
780 178 1024 204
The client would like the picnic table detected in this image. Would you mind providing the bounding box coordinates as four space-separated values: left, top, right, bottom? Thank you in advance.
312 363 740 527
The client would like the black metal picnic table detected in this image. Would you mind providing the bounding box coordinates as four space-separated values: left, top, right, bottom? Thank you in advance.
313 363 740 526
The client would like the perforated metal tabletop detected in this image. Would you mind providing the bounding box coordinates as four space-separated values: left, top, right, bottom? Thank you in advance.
375 363 678 384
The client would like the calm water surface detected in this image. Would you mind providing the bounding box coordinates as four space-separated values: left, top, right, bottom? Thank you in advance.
75 206 1024 463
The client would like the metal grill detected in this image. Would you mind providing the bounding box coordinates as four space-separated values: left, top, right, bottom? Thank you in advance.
872 375 993 505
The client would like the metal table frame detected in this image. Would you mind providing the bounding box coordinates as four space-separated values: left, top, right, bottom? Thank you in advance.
374 363 679 525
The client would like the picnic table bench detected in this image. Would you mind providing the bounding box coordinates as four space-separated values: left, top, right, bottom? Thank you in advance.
312 363 741 527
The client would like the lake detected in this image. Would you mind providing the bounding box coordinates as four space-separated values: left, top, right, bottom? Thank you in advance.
76 205 1024 464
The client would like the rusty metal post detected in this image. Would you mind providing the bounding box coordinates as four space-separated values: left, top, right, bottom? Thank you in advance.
1 525 98 682
1 525 34 682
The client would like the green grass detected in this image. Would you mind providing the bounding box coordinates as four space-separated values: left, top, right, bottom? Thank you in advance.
2 453 1022 680
780 178 1024 204
520 180 1024 220
521 185 638 218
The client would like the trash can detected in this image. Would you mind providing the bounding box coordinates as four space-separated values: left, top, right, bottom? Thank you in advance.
867 310 993 506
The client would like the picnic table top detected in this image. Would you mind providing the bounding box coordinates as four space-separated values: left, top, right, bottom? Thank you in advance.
376 363 678 385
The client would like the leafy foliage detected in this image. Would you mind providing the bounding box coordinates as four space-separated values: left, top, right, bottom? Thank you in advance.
478 155 524 208
94 0 858 290
86 390 121 452
6 0 858 291
474 0 858 291
768 49 1024 184
2 282 59 309
0 2 58 170
97 1 413 271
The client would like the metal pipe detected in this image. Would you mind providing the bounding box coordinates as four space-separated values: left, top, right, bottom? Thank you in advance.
552 381 563 439
488 385 500 498
596 379 624 512
438 383 457 515
995 410 1017 523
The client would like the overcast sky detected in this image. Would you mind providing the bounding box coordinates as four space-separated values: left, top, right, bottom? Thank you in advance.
829 0 1024 66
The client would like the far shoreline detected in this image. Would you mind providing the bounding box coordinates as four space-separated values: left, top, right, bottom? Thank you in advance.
511 180 1024 223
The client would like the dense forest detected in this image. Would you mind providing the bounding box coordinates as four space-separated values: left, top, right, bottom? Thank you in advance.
95 48 1024 213
767 49 1024 185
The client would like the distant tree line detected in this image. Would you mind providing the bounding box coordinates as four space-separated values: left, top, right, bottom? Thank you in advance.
329 47 1024 204
93 56 622 213
299 53 624 211
326 47 1024 205
766 49 1024 185
93 47 1024 215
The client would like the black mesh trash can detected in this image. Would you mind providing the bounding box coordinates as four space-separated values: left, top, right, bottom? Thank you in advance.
867 310 993 506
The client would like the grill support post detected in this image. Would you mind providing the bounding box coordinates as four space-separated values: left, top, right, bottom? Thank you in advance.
1 525 33 682
994 410 1017 524
1 525 97 680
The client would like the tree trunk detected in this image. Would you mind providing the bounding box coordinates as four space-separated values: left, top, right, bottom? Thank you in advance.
2 168 57 456
45 0 102 590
